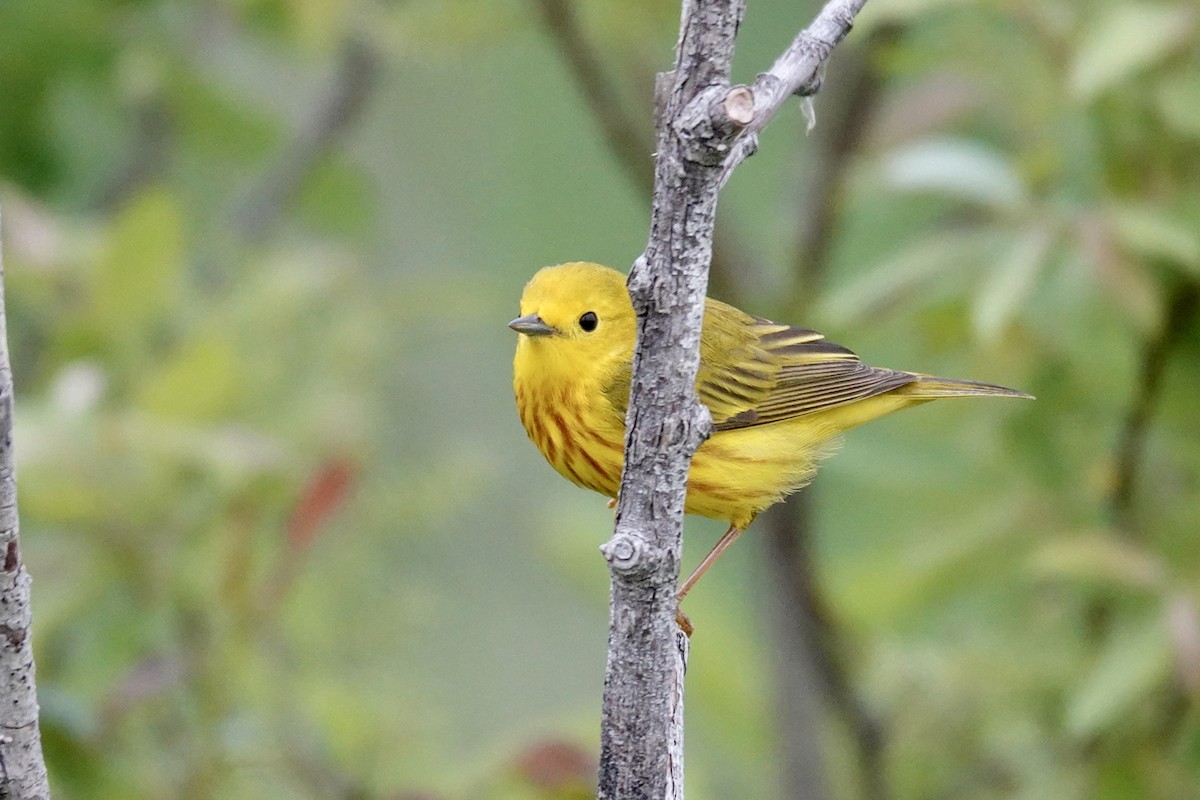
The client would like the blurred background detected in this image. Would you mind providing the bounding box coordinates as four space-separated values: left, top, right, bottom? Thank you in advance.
2 0 1199 797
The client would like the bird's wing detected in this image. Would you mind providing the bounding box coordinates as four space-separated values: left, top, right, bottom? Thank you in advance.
599 299 917 431
698 301 917 431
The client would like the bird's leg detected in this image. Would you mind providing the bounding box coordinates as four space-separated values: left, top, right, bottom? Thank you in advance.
678 524 744 602
674 524 745 636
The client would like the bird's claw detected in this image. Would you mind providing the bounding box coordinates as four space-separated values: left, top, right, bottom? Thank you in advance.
675 607 694 638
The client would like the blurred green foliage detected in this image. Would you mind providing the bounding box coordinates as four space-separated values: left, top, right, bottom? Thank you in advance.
1 0 1198 798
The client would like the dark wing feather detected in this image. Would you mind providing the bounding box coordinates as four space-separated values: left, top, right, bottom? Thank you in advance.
700 306 917 432
599 300 918 432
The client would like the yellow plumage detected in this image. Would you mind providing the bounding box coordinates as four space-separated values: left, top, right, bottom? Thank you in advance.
510 262 1029 613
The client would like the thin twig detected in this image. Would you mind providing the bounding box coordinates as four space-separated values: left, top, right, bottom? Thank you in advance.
1110 280 1200 536
764 27 896 800
718 0 868 188
235 34 381 242
532 0 767 302
532 0 655 199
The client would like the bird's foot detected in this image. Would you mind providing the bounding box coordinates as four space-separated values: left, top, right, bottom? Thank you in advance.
675 606 694 638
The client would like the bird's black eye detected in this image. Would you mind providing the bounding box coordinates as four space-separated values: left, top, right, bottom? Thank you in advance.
578 311 599 332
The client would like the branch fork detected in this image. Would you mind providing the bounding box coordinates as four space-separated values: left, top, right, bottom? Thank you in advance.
597 2 869 797
674 84 755 165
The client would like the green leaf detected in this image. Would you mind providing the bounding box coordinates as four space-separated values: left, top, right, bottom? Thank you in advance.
135 336 241 421
1109 202 1200 275
881 138 1027 210
297 158 375 237
88 189 184 354
1029 534 1165 590
1066 616 1172 739
822 227 1006 324
1157 64 1200 138
1070 4 1197 101
972 225 1054 342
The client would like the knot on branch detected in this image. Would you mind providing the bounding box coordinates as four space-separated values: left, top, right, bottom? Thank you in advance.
676 398 713 454
0 622 25 649
795 70 822 98
627 255 652 305
674 84 755 167
653 71 675 130
790 31 835 94
600 533 662 580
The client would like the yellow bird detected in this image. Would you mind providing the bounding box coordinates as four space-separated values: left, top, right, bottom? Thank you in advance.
510 262 1029 628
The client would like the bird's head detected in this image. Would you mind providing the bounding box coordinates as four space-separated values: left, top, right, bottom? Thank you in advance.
510 262 635 379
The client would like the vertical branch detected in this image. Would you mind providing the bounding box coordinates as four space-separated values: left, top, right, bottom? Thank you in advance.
764 495 887 800
532 0 655 200
1109 280 1199 537
234 34 381 243
598 1 870 796
1086 278 1198 638
530 0 761 301
762 498 832 800
0 208 52 799
598 4 745 793
763 27 896 800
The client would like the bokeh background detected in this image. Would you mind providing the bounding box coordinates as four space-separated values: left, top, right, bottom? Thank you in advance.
3 0 1199 797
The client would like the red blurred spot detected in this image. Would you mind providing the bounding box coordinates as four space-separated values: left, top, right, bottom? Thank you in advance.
286 458 357 551
514 740 595 791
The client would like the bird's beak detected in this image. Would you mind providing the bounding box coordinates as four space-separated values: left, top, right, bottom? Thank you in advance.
508 313 556 337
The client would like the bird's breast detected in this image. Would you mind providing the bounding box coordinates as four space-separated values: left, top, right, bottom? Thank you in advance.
514 375 625 499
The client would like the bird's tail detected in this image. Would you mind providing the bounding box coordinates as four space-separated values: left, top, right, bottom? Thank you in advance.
897 374 1034 400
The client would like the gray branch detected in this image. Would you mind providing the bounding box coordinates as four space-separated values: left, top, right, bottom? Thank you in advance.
234 34 381 243
719 0 868 188
0 208 51 799
598 0 869 797
532 0 656 199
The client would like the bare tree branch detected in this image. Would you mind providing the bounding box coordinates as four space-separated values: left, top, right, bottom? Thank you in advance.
535 1 887 792
764 27 897 800
235 34 381 242
762 497 832 800
718 1 868 188
1110 280 1199 537
533 0 656 200
0 208 52 799
599 1 870 796
93 97 173 212
532 0 757 302
765 495 888 800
